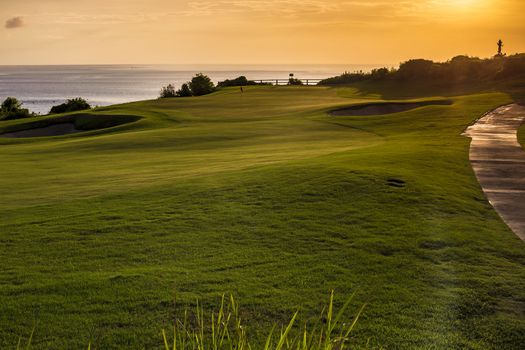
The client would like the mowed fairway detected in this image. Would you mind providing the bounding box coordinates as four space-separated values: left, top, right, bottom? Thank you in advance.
1 86 524 349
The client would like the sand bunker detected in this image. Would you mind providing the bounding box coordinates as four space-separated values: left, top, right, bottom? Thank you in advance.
0 114 140 138
1 123 81 138
330 100 453 116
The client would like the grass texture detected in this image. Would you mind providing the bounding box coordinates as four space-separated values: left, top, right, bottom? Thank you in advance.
0 84 524 349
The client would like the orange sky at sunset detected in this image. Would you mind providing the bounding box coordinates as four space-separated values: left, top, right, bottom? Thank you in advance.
1 0 524 65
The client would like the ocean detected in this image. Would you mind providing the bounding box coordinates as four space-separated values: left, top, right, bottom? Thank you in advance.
0 64 387 115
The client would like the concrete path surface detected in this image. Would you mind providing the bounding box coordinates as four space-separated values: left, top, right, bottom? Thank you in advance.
464 103 525 241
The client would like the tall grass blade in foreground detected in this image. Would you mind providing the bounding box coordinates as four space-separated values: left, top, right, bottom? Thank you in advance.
162 290 366 350
16 325 35 350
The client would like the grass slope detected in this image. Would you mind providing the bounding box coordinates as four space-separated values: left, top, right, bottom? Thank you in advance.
0 86 524 349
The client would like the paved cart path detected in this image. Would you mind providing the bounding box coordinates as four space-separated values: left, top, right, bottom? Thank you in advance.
464 103 525 241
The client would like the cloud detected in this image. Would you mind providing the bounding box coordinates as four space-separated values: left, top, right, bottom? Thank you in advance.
183 0 424 20
5 16 24 29
29 12 172 25
186 0 340 16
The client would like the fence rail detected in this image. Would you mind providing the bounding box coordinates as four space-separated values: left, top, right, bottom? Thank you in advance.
252 79 323 86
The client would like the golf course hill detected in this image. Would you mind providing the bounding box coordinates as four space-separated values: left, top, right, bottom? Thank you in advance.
1 64 524 349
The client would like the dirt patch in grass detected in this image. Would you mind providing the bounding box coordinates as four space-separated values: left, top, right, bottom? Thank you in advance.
330 100 453 116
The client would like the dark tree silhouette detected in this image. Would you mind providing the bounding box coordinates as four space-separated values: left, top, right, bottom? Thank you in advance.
176 83 192 97
159 84 177 98
189 73 215 96
318 53 525 86
0 97 32 120
1 97 23 114
49 97 91 114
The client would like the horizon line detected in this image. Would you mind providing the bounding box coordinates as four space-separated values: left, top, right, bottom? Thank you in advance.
0 62 393 67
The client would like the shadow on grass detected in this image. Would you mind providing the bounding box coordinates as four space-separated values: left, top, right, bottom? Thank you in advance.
342 76 525 102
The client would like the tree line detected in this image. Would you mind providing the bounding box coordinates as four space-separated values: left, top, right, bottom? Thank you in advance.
0 97 91 121
318 54 525 85
159 74 271 98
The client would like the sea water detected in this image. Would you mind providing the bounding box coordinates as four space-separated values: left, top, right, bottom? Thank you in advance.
0 64 387 115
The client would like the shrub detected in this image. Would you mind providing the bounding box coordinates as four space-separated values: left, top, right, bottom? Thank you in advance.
396 59 435 80
189 73 216 96
370 67 391 80
0 109 32 121
159 74 216 99
288 77 303 85
217 76 254 87
318 72 370 85
49 98 91 114
1 97 22 113
176 83 192 97
498 54 525 78
159 84 177 98
0 97 32 120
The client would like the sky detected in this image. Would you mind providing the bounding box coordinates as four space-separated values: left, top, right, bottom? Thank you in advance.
1 0 524 66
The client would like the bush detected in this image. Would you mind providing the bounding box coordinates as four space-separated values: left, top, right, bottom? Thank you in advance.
370 67 391 80
176 83 192 97
396 59 435 81
498 54 525 78
49 98 91 114
189 73 216 96
1 97 22 113
159 74 216 99
159 84 177 98
288 77 303 85
0 97 32 120
218 76 255 87
318 72 370 85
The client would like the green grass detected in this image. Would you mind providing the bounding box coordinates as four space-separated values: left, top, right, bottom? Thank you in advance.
16 291 366 350
1 85 524 349
158 291 365 350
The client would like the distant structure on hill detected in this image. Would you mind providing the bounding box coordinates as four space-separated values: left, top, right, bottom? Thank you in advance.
496 39 506 57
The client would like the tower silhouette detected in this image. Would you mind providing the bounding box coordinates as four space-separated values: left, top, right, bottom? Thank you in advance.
497 39 504 56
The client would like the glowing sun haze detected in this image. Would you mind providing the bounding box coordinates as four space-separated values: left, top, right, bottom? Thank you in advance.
1 0 524 65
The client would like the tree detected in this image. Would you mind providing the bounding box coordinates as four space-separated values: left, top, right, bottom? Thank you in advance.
0 97 32 120
1 97 23 114
397 59 435 80
176 83 192 97
218 76 251 87
159 84 177 98
49 97 91 114
288 77 303 85
370 67 390 80
189 73 215 96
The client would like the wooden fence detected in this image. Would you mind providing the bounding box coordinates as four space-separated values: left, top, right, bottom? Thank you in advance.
252 78 323 86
